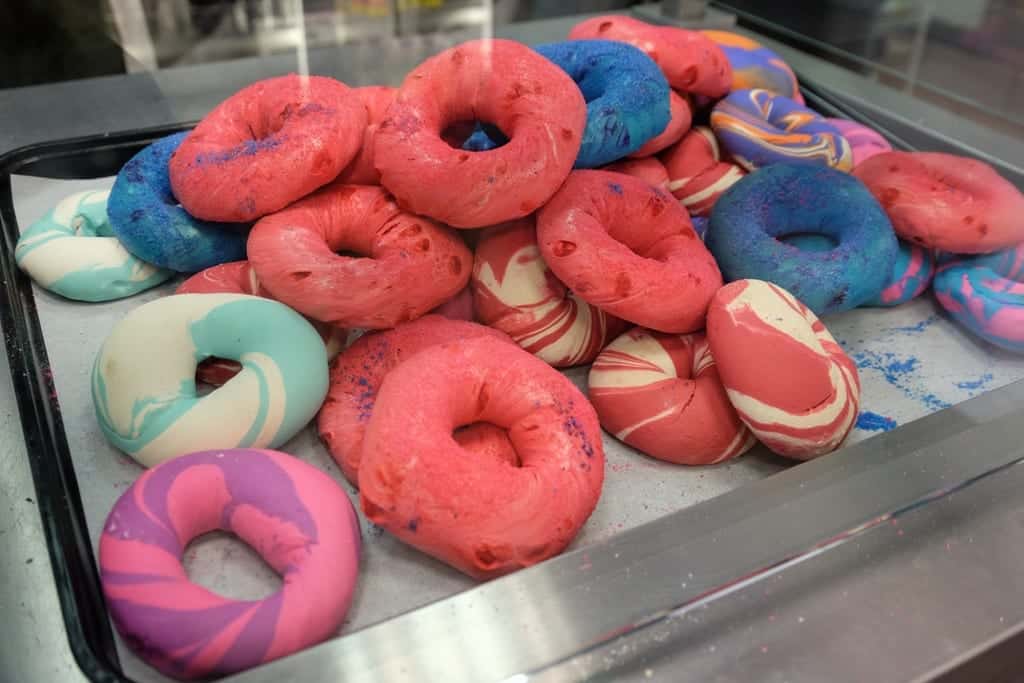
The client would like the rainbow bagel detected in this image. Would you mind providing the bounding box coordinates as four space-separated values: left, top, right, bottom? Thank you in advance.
15 189 172 302
865 240 935 307
707 163 898 316
588 327 755 465
710 88 853 172
661 126 745 217
707 279 860 460
100 448 360 679
472 217 627 367
177 261 348 386
702 30 803 103
825 118 891 167
933 243 1024 353
92 294 328 467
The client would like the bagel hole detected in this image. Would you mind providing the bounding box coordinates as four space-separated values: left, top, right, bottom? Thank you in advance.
194 358 240 394
453 422 521 467
440 120 510 151
184 531 281 600
778 232 838 253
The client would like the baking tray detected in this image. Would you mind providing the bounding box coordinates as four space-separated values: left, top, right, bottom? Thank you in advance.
3 115 1024 683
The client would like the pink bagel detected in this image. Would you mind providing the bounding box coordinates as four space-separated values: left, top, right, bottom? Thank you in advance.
824 118 891 167
589 327 756 465
374 39 586 228
359 335 604 580
707 280 860 460
430 284 476 321
603 157 670 190
248 183 472 329
629 91 692 158
472 217 628 367
317 315 512 485
177 260 348 386
169 75 366 222
336 85 396 185
853 151 1024 253
661 126 745 217
569 15 732 98
537 170 722 333
99 448 360 679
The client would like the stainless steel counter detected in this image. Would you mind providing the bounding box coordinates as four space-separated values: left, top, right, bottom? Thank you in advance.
2 9 1023 683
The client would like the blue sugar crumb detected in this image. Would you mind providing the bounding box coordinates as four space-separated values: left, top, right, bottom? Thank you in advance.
407 518 419 532
853 350 952 412
921 393 952 411
196 137 283 165
956 373 993 392
888 315 939 335
856 411 897 432
608 182 623 195
852 351 918 383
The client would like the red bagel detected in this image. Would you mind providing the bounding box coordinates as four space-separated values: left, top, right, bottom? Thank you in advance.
661 126 745 217
430 284 475 321
589 327 755 465
373 39 586 228
537 170 722 333
169 74 366 222
177 260 348 386
569 16 732 98
853 151 1024 253
359 335 604 579
629 91 692 158
707 280 860 460
603 157 670 190
247 183 472 329
336 85 396 185
472 217 627 367
317 315 511 485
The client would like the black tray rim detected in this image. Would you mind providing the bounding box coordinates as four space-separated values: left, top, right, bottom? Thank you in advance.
0 123 191 683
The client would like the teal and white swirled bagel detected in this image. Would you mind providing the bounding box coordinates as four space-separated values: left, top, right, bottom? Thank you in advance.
15 189 172 302
92 293 328 467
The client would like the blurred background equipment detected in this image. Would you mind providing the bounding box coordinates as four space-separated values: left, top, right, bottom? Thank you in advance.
2 1 1024 138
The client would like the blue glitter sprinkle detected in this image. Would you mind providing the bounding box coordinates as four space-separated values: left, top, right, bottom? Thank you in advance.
852 350 951 411
921 393 952 411
856 411 897 432
887 315 939 335
197 137 283 165
955 373 993 392
852 351 918 384
608 182 623 195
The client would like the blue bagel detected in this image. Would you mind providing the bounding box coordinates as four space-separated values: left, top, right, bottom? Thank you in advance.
463 40 670 168
706 163 898 315
710 88 853 172
692 216 710 241
108 132 248 272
